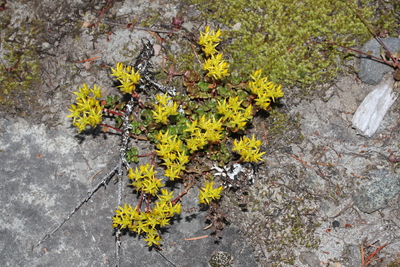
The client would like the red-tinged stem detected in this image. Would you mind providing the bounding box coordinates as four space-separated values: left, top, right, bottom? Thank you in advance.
145 194 152 213
136 191 145 212
171 190 188 205
99 123 148 141
171 181 195 205
138 151 156 157
103 108 124 117
345 0 399 67
329 41 395 68
100 123 123 133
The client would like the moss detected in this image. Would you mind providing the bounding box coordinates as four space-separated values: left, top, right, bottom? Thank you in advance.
387 260 400 267
263 109 303 149
0 17 42 110
140 6 162 27
268 109 291 137
189 0 398 87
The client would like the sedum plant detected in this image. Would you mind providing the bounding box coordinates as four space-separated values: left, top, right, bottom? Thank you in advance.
67 84 104 132
66 26 284 248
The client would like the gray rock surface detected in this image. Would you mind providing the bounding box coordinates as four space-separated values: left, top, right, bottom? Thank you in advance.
354 170 400 213
299 251 320 267
346 245 362 267
358 37 400 85
0 117 257 267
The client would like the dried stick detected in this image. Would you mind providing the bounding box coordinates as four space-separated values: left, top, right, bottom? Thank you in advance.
114 95 135 266
362 243 388 266
103 20 181 34
74 56 101 63
36 164 119 247
345 0 399 67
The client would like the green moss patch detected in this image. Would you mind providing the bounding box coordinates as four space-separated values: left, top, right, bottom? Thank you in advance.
0 15 42 111
189 0 397 87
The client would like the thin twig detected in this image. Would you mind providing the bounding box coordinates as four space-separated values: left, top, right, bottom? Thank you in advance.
329 40 395 68
361 243 365 266
103 20 180 34
88 169 102 182
36 165 118 247
156 249 177 267
345 0 399 67
291 154 314 169
183 235 209 241
114 94 135 266
362 243 388 266
115 159 123 267
74 56 101 63
315 161 338 166
330 201 354 219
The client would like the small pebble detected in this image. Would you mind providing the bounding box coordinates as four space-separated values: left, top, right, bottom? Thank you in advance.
232 22 241 31
41 42 52 50
332 220 340 229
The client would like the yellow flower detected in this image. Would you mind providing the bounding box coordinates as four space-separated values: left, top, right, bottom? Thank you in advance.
203 53 229 80
152 93 178 124
202 42 219 56
198 26 221 46
232 134 265 162
185 119 198 133
216 96 253 131
128 164 163 195
67 84 104 133
198 181 223 204
110 62 141 94
248 69 284 110
144 232 163 247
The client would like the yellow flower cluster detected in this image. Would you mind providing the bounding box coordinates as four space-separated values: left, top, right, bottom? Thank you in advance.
203 53 230 80
198 181 223 204
110 62 141 94
155 131 189 180
112 188 181 247
67 84 103 133
216 96 253 131
198 26 229 80
152 93 178 124
248 69 284 110
232 134 265 162
185 115 223 153
127 163 164 195
198 26 221 56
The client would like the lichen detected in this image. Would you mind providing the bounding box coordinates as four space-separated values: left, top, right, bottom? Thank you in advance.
208 251 234 267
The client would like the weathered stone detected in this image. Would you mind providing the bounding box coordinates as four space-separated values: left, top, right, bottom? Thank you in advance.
346 245 362 267
358 37 400 85
299 251 320 267
354 170 400 213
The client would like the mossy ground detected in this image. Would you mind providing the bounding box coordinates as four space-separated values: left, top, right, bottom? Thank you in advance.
0 0 94 119
189 0 398 88
0 14 41 115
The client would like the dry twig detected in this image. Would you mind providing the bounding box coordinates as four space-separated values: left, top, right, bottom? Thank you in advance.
360 243 388 266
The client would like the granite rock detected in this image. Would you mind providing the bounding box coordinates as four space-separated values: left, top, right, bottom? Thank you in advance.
358 37 400 85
